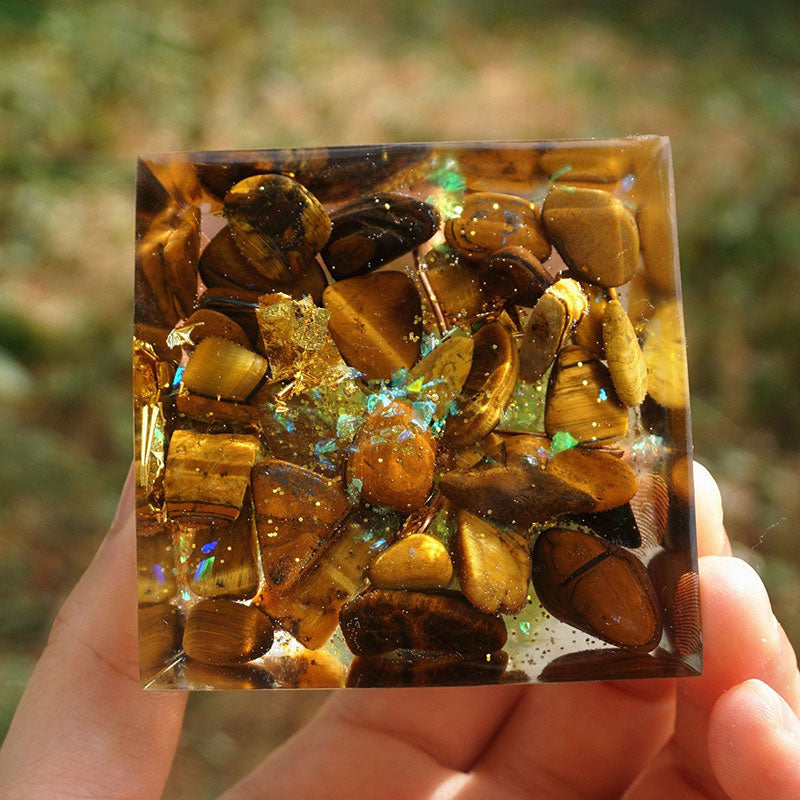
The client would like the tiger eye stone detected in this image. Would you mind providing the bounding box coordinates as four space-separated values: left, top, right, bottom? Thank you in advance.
321 193 439 278
183 514 260 601
180 309 251 349
444 192 551 263
369 533 453 591
545 345 629 444
163 430 259 523
199 225 327 303
340 589 507 656
404 334 474 419
454 510 531 614
323 271 422 381
224 174 331 282
183 598 274 666
602 297 648 407
138 604 182 683
532 527 662 652
252 459 350 592
443 321 519 448
518 278 587 383
347 400 436 511
542 186 639 288
421 247 488 328
257 509 399 649
440 434 637 529
479 245 553 308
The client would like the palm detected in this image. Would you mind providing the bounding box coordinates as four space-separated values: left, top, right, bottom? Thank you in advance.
2 465 799 800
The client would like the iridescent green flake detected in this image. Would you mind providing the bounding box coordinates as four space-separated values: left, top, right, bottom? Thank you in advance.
549 430 579 456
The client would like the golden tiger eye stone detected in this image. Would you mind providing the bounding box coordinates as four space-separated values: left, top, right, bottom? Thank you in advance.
252 459 350 592
323 271 423 381
347 400 436 511
444 192 551 263
542 186 639 288
369 532 453 590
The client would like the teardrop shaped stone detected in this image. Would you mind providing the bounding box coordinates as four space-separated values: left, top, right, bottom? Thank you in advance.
602 297 648 407
454 510 531 614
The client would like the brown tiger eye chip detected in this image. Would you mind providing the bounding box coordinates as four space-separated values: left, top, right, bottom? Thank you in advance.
602 297 648 407
642 300 690 409
347 649 508 687
443 321 519 448
197 287 262 347
545 345 629 444
181 337 268 402
454 510 531 614
519 278 587 383
532 527 662 651
257 510 399 649
180 308 251 349
542 185 639 288
224 174 331 282
421 247 488 328
137 531 176 605
252 459 350 593
405 334 474 420
323 271 422 381
163 430 259 523
339 589 507 656
478 245 553 307
184 514 260 601
199 225 327 303
439 434 637 529
572 281 609 357
321 193 439 278
181 659 276 690
183 598 274 666
174 390 262 429
444 192 551 262
369 533 453 591
347 400 436 512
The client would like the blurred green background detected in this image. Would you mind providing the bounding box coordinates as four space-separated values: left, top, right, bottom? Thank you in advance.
1 0 799 796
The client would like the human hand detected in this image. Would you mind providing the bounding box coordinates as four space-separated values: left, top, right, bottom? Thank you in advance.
1 464 798 799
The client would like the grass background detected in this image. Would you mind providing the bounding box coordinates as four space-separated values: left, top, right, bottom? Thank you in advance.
1 1 799 795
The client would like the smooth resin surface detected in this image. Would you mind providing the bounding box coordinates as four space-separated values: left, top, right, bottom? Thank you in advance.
134 138 700 689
